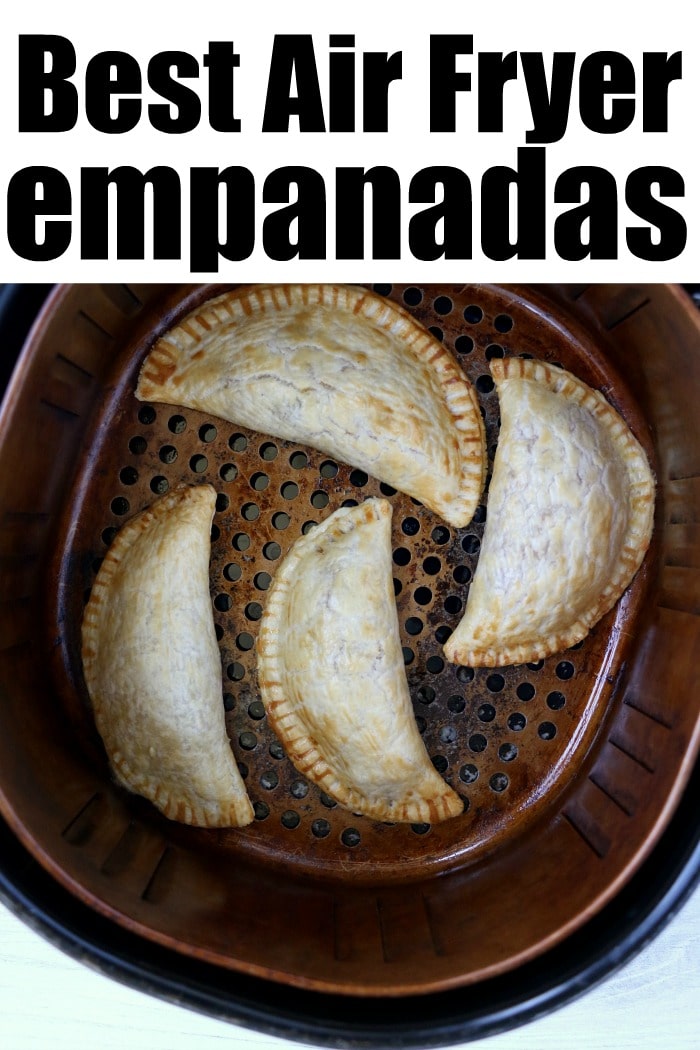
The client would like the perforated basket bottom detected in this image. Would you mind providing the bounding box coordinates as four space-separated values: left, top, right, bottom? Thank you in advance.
49 283 651 883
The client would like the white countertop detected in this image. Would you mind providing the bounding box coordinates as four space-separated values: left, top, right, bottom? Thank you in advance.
1 878 698 1050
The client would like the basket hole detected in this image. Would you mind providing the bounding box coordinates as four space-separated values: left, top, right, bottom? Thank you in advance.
282 810 301 830
405 617 423 636
455 335 474 355
270 742 285 760
439 725 458 745
220 463 238 482
459 763 479 784
444 594 463 615
216 493 230 512
302 520 318 534
111 497 130 515
452 567 471 588
320 460 338 479
311 490 329 509
494 313 514 333
128 436 147 454
426 655 444 674
469 733 487 753
423 556 441 575
101 526 117 546
242 502 259 521
448 694 465 713
251 472 269 491
254 802 270 821
272 512 290 530
245 602 263 621
223 693 235 711
490 772 509 792
260 442 278 461
119 466 138 485
190 454 208 474
150 476 168 495
254 572 272 590
248 700 265 719
499 743 518 762
464 304 483 324
167 413 185 433
281 481 299 500
138 406 157 425
260 770 279 791
232 533 250 552
320 792 337 809
290 780 309 799
414 586 432 606
379 482 397 497
486 673 505 693
411 823 431 836
223 562 242 582
428 326 444 342
239 731 257 750
547 691 566 710
403 647 415 665
556 661 575 681
227 663 245 681
393 578 402 596
237 633 254 651
515 681 535 701
403 287 422 306
341 827 360 847
349 469 368 487
431 525 451 544
461 534 480 555
457 666 474 683
432 754 448 773
485 343 504 360
433 295 453 315
289 450 308 469
229 433 248 452
434 625 452 644
508 712 527 731
214 593 231 612
199 423 217 442
263 542 281 560
417 685 435 705
538 721 557 740
393 547 411 566
312 819 331 838
477 703 496 723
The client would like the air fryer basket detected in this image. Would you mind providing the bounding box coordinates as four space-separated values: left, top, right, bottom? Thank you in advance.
0 284 699 1008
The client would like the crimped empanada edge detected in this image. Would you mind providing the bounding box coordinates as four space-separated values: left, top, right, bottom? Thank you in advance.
81 483 255 828
136 284 486 528
443 357 656 668
257 497 464 824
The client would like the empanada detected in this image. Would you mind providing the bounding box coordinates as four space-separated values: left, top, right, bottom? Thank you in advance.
257 498 463 824
444 359 655 668
81 484 254 827
136 285 485 528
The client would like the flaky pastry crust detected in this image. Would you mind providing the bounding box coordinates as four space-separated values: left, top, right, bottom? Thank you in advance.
81 484 254 827
257 498 463 824
443 359 655 668
136 285 485 528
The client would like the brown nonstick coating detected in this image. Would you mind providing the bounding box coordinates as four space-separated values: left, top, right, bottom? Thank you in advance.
0 283 698 996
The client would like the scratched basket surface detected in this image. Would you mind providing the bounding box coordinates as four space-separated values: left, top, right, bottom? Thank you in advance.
0 283 698 996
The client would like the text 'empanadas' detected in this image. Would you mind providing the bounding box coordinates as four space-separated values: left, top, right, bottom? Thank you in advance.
81 484 254 827
136 284 486 528
257 498 463 824
444 359 655 668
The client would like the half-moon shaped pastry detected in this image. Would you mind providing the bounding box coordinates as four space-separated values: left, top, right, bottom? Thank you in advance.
443 359 655 668
136 285 485 528
81 484 254 827
257 498 463 824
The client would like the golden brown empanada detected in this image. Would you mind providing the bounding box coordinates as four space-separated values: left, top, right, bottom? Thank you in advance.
136 285 485 528
257 498 463 824
81 484 254 827
444 359 655 668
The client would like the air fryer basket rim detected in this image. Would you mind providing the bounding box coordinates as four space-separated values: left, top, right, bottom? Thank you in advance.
0 283 699 1045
